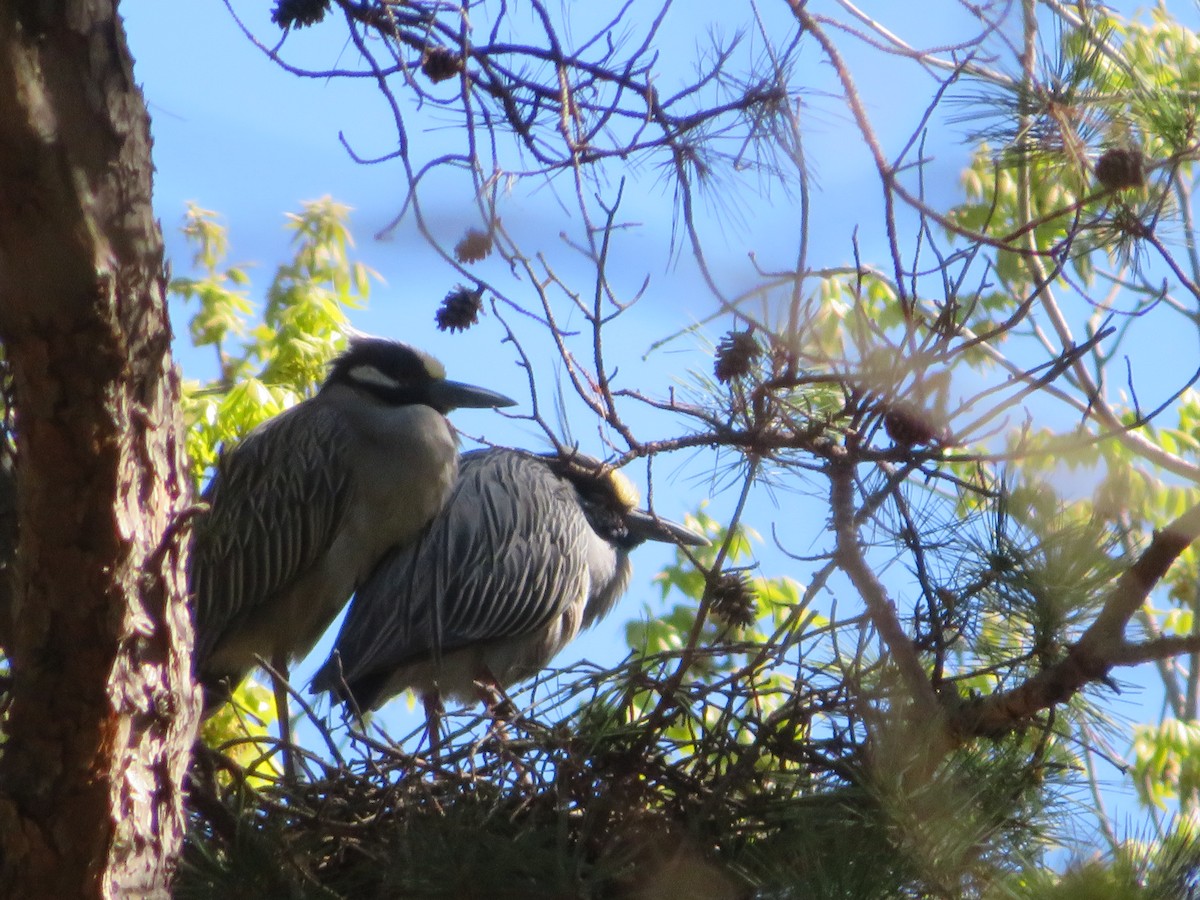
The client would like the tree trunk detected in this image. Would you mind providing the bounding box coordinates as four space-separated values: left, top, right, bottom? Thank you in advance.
0 2 199 897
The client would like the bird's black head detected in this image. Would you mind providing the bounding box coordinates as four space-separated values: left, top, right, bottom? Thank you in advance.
549 453 708 551
325 337 516 412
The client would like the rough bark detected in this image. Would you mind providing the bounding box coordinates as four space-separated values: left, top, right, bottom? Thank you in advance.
0 2 199 897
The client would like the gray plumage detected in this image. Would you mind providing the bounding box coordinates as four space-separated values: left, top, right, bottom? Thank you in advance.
190 337 515 709
312 448 708 713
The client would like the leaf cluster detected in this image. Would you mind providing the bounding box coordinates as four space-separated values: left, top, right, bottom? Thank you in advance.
172 199 376 489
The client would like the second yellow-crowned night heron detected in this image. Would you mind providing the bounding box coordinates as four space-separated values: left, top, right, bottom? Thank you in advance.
190 337 516 712
311 448 708 722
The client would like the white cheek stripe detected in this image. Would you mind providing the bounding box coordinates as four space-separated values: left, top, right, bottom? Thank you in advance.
349 365 404 390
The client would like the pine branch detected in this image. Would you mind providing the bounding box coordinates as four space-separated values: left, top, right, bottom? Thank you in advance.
953 501 1200 739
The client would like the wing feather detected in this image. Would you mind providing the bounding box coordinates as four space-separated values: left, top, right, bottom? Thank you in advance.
320 449 590 695
191 403 352 666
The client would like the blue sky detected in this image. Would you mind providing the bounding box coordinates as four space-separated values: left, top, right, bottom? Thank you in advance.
121 0 1200 829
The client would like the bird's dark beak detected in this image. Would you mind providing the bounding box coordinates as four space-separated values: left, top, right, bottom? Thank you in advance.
429 380 518 412
625 509 710 546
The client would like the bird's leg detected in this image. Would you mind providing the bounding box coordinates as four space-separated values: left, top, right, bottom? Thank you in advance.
270 651 298 784
475 666 520 723
473 671 538 786
476 685 514 722
474 667 526 745
422 692 446 761
186 742 241 846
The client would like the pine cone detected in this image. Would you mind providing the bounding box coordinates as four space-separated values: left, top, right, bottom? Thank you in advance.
1095 147 1145 191
455 228 493 263
435 286 484 333
709 572 757 629
883 402 948 447
421 46 463 84
272 0 329 29
714 330 761 383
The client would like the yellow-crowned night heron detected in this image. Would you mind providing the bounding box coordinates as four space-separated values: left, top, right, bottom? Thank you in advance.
190 337 516 713
311 448 708 726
